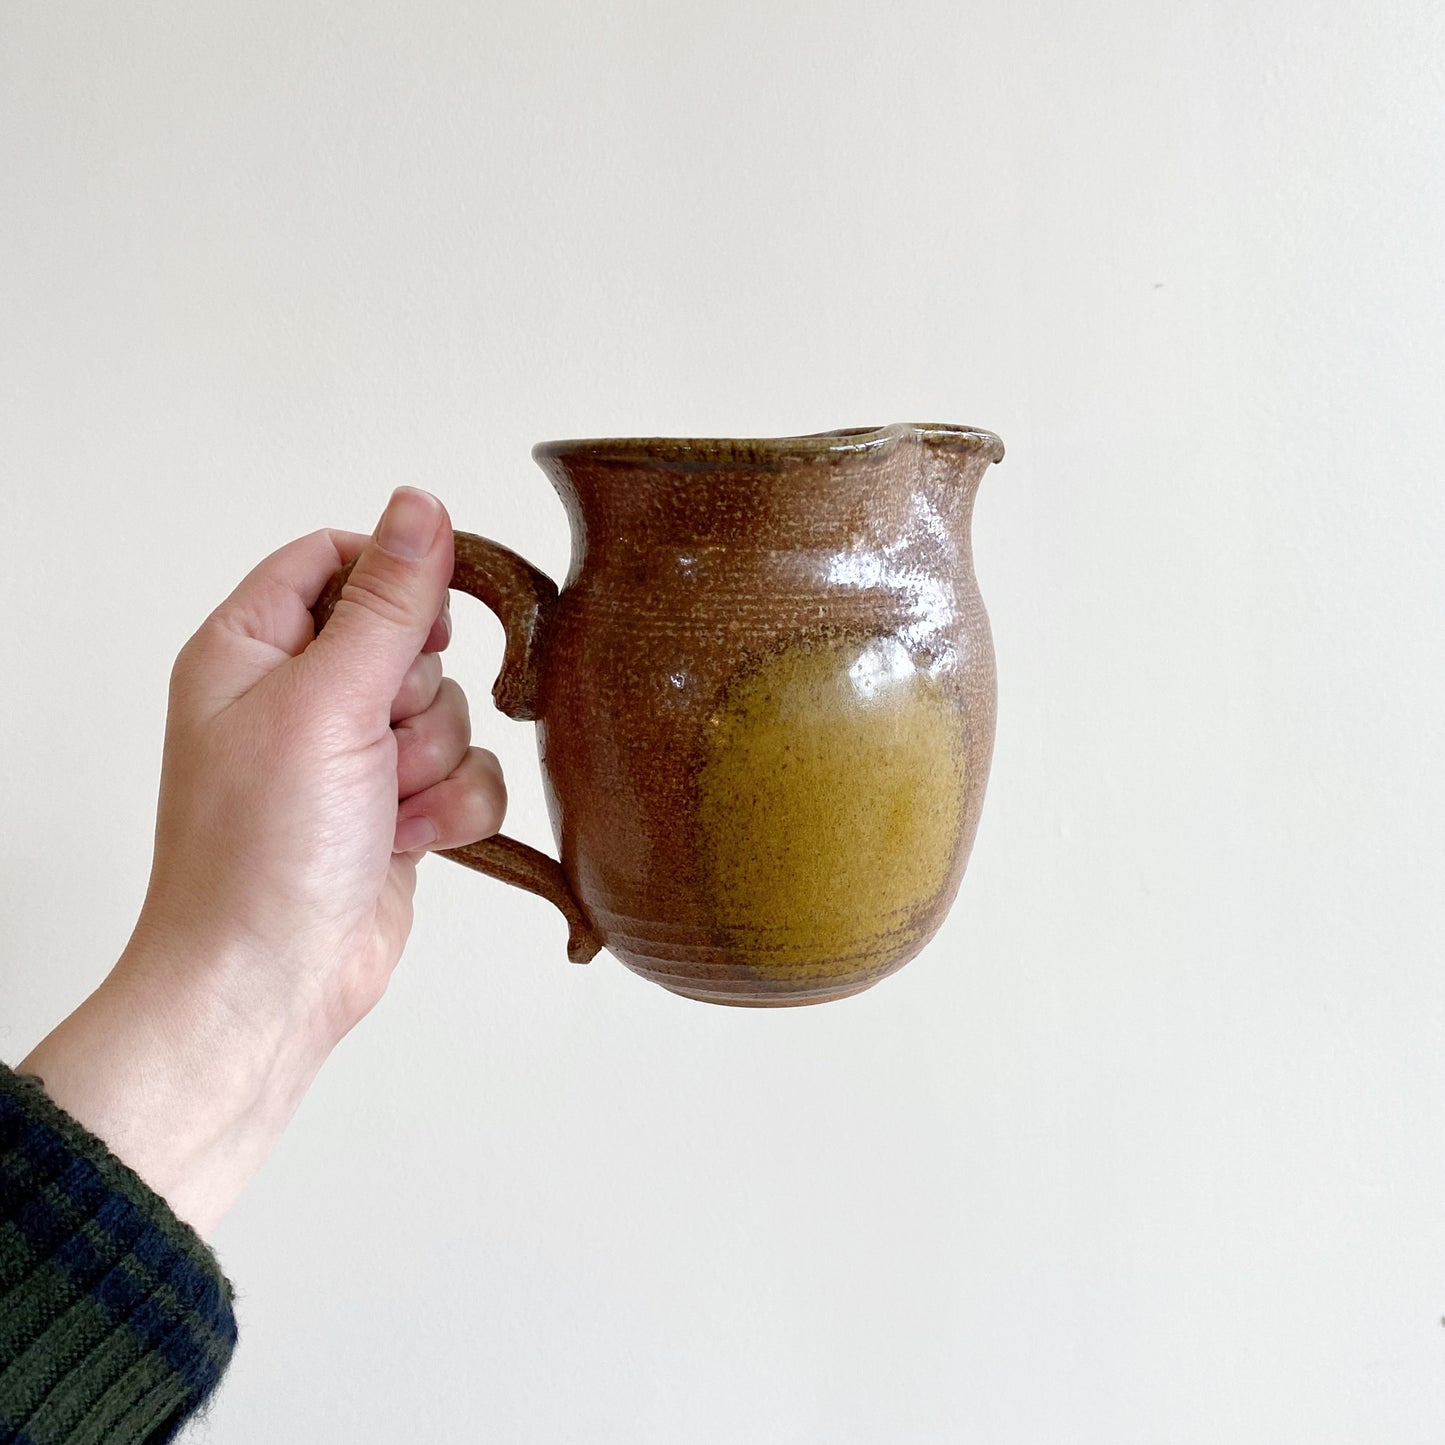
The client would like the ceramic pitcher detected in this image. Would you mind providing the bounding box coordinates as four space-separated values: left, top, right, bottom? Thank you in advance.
317 423 1003 1006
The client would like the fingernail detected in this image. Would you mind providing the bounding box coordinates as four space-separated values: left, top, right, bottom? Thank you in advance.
376 487 442 561
394 814 438 853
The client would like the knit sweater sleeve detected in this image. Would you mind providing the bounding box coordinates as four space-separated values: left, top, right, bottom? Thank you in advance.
0 1062 237 1445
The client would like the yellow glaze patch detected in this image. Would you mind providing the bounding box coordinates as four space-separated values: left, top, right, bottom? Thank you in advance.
696 637 964 980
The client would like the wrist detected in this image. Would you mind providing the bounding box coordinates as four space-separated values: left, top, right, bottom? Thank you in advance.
20 931 338 1237
119 910 346 1065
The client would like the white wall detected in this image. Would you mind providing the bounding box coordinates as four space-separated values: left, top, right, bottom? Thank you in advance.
3 2 1444 1440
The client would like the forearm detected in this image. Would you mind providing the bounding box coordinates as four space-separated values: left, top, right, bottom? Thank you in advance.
19 937 334 1238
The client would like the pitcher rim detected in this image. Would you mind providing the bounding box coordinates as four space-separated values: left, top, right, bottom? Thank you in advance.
532 422 1005 469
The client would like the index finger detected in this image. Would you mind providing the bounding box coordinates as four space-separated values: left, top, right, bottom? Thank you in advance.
210 528 370 659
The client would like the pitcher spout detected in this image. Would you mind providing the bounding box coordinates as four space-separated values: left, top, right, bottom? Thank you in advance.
906 422 1005 465
907 422 1005 517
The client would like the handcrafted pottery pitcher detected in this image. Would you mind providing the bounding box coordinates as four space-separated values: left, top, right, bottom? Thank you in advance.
317 422 1003 1006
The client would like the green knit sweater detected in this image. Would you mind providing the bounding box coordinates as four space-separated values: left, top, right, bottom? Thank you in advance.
0 1063 237 1444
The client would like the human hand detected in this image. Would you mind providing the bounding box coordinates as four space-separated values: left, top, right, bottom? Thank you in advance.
134 484 505 1041
22 487 504 1234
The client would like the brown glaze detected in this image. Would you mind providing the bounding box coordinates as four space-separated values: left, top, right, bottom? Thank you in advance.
316 423 1003 1006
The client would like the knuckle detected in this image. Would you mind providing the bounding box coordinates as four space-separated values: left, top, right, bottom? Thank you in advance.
168 617 223 695
394 654 441 717
426 721 460 776
399 705 467 782
336 565 416 630
438 676 471 723
169 631 202 685
468 749 507 832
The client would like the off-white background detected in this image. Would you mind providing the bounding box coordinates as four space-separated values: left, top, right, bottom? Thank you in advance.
2 2 1443 1441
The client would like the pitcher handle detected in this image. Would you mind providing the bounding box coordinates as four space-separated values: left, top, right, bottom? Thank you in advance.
312 532 602 964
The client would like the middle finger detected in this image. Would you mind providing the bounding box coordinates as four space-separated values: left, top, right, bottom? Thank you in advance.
394 675 472 798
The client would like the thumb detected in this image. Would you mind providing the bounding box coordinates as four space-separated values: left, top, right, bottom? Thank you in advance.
305 487 453 716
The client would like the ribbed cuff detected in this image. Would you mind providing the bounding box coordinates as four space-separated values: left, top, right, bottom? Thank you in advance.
0 1062 237 1445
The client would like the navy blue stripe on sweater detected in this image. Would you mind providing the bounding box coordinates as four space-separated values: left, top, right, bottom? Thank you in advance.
0 1422 46 1445
0 1097 237 1370
0 1092 232 1322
